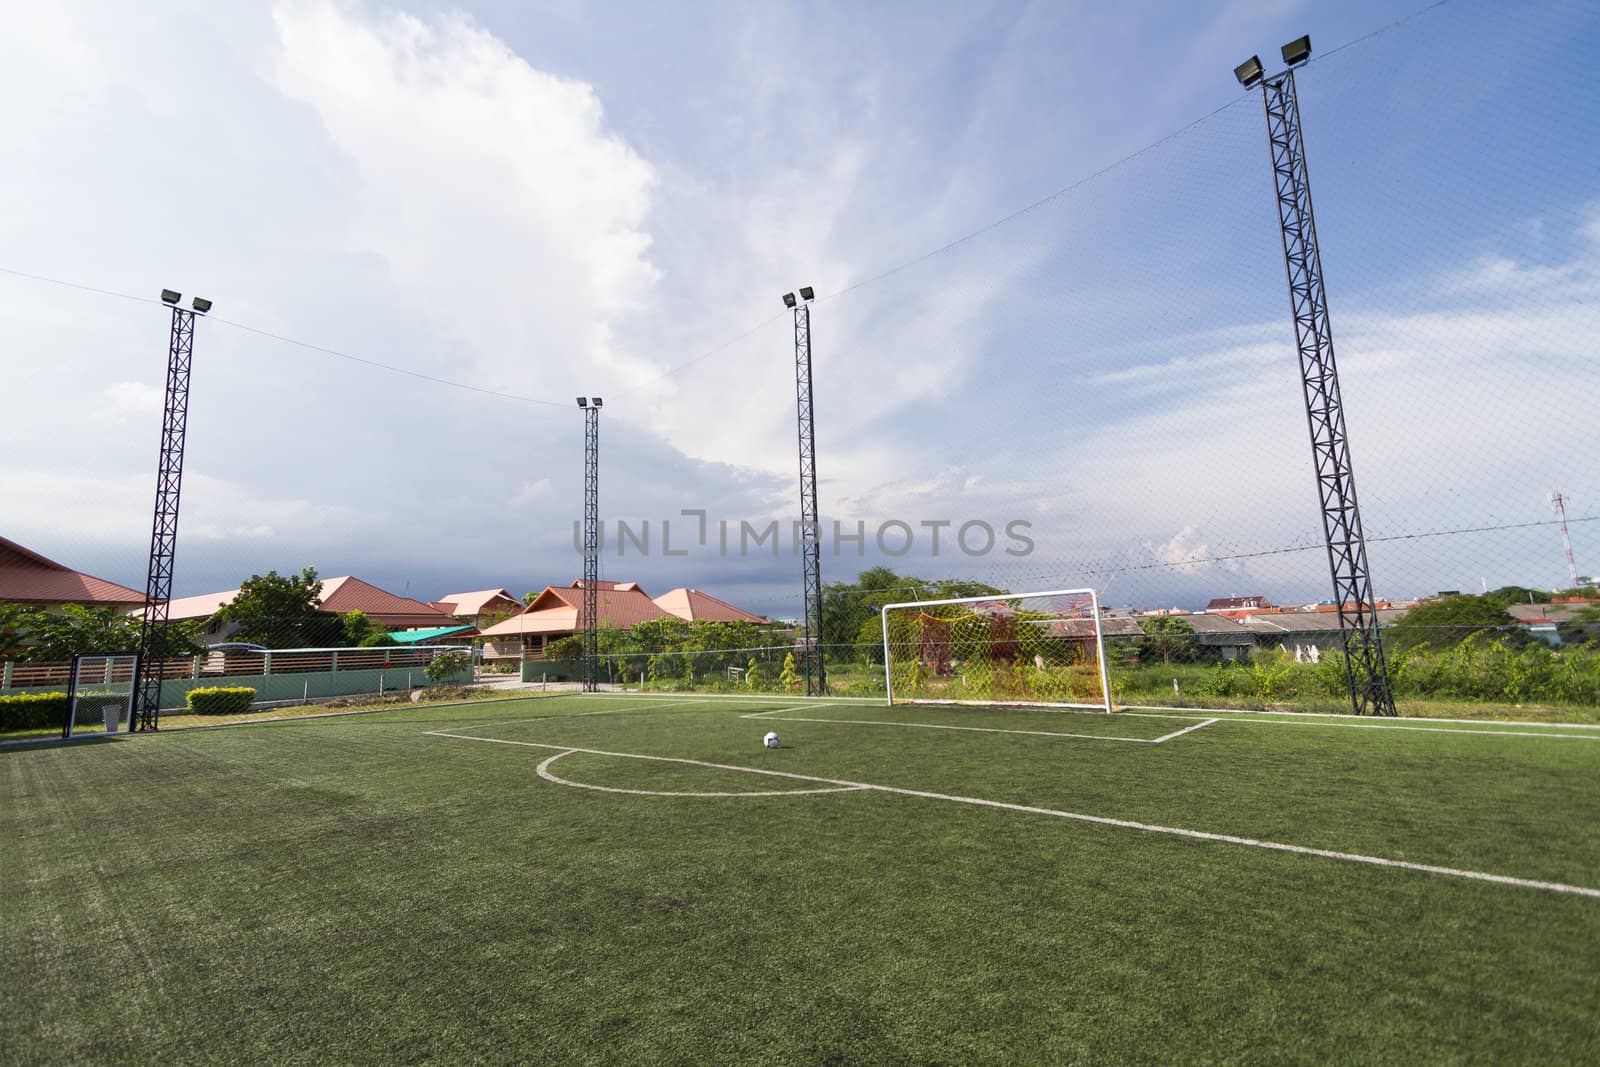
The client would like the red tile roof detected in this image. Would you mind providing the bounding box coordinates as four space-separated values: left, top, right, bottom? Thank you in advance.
0 536 145 606
653 587 768 624
478 579 669 637
163 575 454 627
436 589 521 617
318 576 456 627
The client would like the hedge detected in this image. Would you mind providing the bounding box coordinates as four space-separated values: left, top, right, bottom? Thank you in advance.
0 692 69 731
186 687 256 715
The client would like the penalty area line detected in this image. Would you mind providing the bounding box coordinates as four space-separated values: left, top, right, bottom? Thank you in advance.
740 707 1218 744
423 730 1600 900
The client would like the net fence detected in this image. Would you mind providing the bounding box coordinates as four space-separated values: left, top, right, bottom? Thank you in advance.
2 0 1597 720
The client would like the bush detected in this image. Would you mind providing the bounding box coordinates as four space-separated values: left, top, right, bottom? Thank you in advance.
0 692 69 731
425 651 471 684
186 687 255 715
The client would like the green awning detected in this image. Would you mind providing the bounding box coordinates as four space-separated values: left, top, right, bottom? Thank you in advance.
386 625 475 645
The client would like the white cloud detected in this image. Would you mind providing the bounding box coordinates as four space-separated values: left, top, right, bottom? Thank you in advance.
103 381 163 415
269 0 660 392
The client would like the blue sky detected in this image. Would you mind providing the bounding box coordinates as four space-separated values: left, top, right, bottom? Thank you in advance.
1 0 1596 618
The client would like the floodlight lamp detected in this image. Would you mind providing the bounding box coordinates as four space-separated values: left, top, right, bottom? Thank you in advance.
191 297 212 314
592 397 603 408
1281 35 1311 67
782 292 797 308
799 286 815 301
576 397 588 407
1234 56 1264 88
161 289 181 305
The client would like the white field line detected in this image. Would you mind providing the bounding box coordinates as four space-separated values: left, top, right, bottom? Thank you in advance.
738 712 1197 745
1124 703 1600 731
1148 718 1222 744
423 731 1600 900
535 750 868 798
742 705 1217 745
1122 710 1600 742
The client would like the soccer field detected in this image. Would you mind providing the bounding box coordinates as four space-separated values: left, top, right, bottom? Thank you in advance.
5 694 1599 1063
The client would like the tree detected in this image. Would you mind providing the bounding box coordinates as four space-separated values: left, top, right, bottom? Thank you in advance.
821 568 1005 661
341 610 375 646
745 656 765 691
522 591 540 606
1138 615 1197 665
779 652 800 690
220 567 342 648
1387 594 1523 655
1 603 202 662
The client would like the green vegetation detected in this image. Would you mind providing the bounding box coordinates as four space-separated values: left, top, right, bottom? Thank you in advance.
220 566 345 648
1387 593 1524 654
0 691 67 730
424 650 471 683
185 686 256 714
0 601 201 661
822 566 1005 662
4 694 1597 1062
1137 614 1197 664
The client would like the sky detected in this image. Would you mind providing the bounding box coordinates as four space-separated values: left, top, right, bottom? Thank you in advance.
1 0 1596 619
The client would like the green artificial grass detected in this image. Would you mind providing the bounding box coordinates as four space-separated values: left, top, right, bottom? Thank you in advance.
5 694 1598 1063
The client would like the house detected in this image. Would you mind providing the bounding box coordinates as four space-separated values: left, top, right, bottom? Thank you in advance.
651 588 768 624
0 536 145 611
431 588 523 630
477 580 670 661
1 536 146 612
1204 595 1273 617
1237 608 1410 655
1175 612 1259 660
165 575 455 643
476 579 771 662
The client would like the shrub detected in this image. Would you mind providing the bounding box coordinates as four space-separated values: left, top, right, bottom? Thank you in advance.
0 692 69 731
186 687 255 715
425 651 471 684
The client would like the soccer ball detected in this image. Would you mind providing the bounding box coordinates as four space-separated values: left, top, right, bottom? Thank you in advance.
762 731 780 749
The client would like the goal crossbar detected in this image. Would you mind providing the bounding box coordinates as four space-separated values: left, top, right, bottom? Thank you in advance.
880 588 1114 713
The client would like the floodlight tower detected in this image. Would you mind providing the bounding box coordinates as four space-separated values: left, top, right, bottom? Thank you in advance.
1235 36 1396 716
1550 492 1580 589
783 287 826 696
132 290 212 731
577 397 602 692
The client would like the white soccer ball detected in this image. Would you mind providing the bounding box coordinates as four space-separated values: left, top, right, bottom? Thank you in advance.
763 731 780 749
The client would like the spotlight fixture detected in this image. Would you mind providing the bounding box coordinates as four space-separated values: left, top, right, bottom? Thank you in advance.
782 292 797 309
576 397 588 408
798 286 815 301
191 297 213 314
1234 55 1264 88
1281 35 1311 67
592 397 603 408
161 289 181 305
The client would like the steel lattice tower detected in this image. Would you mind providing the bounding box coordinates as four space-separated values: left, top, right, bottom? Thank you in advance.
786 290 826 696
133 292 209 730
578 398 601 693
1246 45 1395 716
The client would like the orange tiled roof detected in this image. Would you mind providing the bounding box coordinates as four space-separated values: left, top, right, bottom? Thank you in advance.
0 536 145 606
652 587 768 624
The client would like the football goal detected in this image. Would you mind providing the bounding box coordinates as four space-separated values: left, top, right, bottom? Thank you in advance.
880 588 1113 712
62 654 138 739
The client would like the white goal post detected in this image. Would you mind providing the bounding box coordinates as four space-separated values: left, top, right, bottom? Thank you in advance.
62 654 138 739
880 588 1114 712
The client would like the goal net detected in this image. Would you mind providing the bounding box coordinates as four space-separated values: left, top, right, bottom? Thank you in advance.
62 654 138 739
880 589 1113 712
